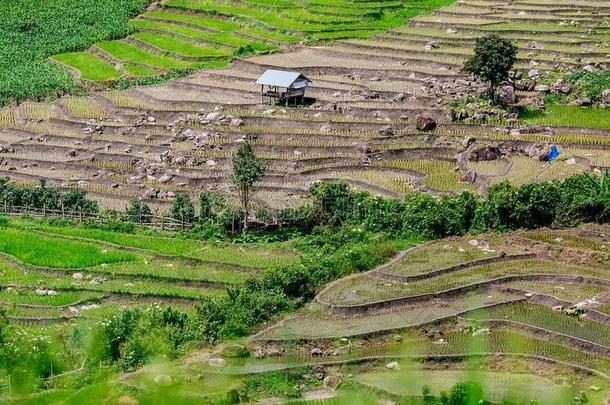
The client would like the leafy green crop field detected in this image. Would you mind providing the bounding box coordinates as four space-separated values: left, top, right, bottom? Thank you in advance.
0 0 148 103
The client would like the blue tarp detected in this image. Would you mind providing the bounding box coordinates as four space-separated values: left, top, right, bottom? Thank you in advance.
548 145 560 162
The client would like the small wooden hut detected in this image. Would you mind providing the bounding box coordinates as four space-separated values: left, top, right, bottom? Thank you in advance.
255 69 312 106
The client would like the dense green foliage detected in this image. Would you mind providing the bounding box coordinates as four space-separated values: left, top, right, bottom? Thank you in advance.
126 198 152 223
170 194 195 224
290 171 610 239
567 69 610 102
0 0 148 104
0 178 98 213
464 34 518 94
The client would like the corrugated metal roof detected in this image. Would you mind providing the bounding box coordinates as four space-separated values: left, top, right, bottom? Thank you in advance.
255 69 311 88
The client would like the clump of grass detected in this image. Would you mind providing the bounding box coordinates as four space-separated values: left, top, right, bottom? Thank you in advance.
520 103 610 130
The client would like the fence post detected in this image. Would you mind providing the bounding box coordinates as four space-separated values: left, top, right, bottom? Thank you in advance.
79 207 83 223
43 204 46 216
61 204 65 219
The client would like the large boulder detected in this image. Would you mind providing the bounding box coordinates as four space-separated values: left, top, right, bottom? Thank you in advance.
515 96 546 110
515 79 536 91
496 85 516 104
465 146 503 162
551 82 572 95
415 114 437 131
602 89 610 105
461 169 477 184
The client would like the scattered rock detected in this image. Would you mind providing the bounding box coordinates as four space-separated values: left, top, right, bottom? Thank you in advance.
379 126 395 136
230 118 244 127
496 85 516 104
323 375 342 390
472 328 492 336
385 361 400 370
462 136 476 148
311 347 324 356
515 79 536 91
463 145 503 162
415 114 437 131
208 358 226 367
461 169 477 184
266 347 282 356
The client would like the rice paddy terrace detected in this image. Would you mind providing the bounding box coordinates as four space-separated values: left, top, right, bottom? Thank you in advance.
0 218 297 325
140 224 610 403
0 0 608 212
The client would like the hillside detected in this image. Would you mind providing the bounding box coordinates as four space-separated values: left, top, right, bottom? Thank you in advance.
125 224 610 404
1 0 610 403
0 0 609 214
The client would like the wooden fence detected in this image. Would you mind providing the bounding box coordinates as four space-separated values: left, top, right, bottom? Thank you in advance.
0 204 191 231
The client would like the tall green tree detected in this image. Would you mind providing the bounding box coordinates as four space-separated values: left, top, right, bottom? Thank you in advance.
170 194 195 225
231 142 267 232
126 198 152 223
464 34 518 99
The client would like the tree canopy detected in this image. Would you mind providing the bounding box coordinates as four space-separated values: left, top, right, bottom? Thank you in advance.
464 34 518 92
231 142 267 232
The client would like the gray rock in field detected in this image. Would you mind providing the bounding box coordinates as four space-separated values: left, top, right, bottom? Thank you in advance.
392 92 405 102
0 145 15 153
254 348 265 358
534 84 550 93
602 89 610 104
230 118 244 127
323 375 342 390
72 272 84 281
496 85 516 104
415 114 437 131
379 126 395 136
146 116 156 123
472 328 491 336
385 361 400 370
205 112 222 121
462 136 476 148
208 358 226 367
528 68 540 79
461 169 477 184
310 347 323 356
515 79 536 91
158 175 172 184
266 347 282 356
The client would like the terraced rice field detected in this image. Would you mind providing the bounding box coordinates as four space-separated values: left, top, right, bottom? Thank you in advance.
0 218 297 324
0 0 605 212
50 0 454 82
242 224 610 403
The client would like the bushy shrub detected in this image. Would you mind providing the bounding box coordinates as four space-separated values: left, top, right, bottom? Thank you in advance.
126 198 152 223
170 193 195 224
